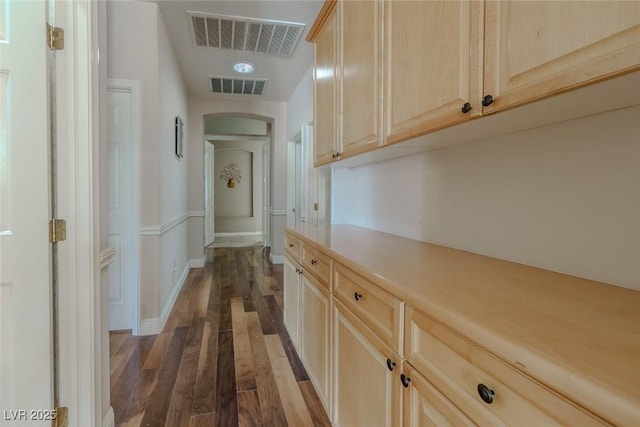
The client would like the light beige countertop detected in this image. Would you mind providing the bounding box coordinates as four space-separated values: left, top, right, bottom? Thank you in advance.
285 224 640 425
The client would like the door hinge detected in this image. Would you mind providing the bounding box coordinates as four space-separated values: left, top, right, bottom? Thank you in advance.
52 407 68 427
49 219 67 243
47 24 64 50
313 203 319 211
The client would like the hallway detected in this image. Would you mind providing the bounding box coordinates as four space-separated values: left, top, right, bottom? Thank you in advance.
109 247 331 426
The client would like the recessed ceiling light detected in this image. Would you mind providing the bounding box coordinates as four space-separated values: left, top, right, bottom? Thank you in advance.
233 61 255 74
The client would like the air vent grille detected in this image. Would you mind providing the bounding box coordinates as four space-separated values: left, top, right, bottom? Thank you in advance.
209 76 268 96
190 12 305 56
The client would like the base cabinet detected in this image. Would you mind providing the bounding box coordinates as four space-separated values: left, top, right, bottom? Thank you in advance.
300 273 331 411
332 299 402 427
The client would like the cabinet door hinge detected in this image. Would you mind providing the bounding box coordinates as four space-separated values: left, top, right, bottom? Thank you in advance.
313 203 319 211
52 407 68 427
49 218 67 243
47 24 65 50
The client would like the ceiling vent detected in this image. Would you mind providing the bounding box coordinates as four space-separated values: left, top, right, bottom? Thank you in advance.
189 12 305 56
209 76 268 96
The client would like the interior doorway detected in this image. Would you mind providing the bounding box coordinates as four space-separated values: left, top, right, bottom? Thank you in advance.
287 121 331 227
203 114 272 249
106 79 140 333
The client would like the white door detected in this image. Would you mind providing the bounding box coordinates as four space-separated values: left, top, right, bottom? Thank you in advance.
107 88 134 331
0 0 54 422
204 140 215 247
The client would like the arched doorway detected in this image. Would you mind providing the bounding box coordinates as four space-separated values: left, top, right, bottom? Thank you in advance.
203 114 273 249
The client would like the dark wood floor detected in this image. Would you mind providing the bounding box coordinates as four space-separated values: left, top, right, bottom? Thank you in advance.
109 247 332 427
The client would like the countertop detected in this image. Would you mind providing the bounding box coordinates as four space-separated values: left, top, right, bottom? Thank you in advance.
285 224 640 425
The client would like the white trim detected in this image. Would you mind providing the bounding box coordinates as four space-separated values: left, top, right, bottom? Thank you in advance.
138 262 190 336
270 254 285 264
190 210 205 217
189 257 206 268
214 231 263 237
102 407 115 427
100 247 116 269
55 1 103 425
139 225 162 236
271 209 287 216
107 78 142 337
140 212 197 236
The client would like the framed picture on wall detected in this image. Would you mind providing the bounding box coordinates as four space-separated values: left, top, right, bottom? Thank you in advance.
175 116 184 159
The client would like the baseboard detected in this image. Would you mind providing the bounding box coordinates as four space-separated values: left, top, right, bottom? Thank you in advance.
214 231 263 237
138 262 190 336
189 257 205 268
269 253 284 265
102 407 115 427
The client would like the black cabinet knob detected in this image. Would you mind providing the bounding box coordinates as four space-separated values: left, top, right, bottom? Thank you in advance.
311 259 317 265
477 383 495 404
481 95 494 107
289 243 294 248
386 359 396 371
461 102 472 114
400 374 411 388
354 292 362 301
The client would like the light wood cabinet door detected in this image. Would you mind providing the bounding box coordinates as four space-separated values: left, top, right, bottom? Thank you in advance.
283 255 301 351
300 273 331 411
339 0 382 157
333 298 401 427
484 1 640 114
402 363 476 427
385 0 483 145
314 6 338 166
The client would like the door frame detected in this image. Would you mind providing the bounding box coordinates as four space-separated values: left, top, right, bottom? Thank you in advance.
55 1 108 426
107 78 141 335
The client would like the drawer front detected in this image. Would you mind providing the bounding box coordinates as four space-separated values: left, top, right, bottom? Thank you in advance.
405 307 610 427
284 233 301 263
334 263 403 354
302 244 331 288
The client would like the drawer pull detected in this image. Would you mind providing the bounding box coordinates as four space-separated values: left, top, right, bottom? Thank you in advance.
354 292 362 301
461 102 472 114
311 258 317 265
477 383 495 404
482 94 494 107
386 359 396 372
400 374 411 388
289 243 294 248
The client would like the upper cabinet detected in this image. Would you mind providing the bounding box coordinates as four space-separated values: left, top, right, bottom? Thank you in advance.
484 1 640 114
312 3 338 167
308 0 640 166
340 0 383 156
310 0 382 167
385 0 483 145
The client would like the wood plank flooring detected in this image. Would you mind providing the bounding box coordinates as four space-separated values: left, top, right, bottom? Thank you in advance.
110 247 331 427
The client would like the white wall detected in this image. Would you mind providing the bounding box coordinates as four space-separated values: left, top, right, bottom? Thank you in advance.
214 140 264 233
286 66 314 141
107 0 160 225
108 0 190 322
188 98 288 262
333 106 640 290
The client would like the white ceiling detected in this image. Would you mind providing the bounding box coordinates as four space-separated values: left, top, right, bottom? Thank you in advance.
157 1 324 102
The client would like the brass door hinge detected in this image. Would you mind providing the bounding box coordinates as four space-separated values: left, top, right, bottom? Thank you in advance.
47 24 64 50
52 407 68 427
49 219 67 243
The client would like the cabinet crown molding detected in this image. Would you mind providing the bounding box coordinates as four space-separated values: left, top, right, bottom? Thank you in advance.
306 0 337 42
